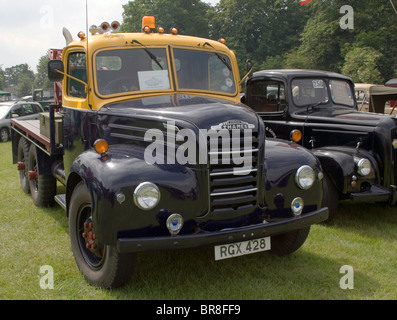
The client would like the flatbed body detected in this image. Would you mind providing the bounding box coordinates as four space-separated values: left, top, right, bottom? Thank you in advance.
12 119 50 151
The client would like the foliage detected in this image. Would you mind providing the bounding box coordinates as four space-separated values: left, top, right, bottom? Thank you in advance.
342 46 384 84
34 55 52 90
121 0 212 38
2 55 52 98
121 0 397 83
6 0 397 96
0 73 4 91
3 64 35 96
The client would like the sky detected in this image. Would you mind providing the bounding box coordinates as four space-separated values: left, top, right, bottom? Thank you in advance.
0 0 220 73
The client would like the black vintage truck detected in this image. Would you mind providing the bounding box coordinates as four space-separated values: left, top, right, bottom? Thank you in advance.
244 69 397 220
10 19 328 288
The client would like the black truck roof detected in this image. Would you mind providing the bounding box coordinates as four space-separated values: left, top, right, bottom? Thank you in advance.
251 69 353 82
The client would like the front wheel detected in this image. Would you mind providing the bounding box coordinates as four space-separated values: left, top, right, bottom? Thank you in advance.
270 227 310 256
322 173 339 223
69 181 136 289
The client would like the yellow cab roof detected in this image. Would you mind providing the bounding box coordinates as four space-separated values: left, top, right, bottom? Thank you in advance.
68 32 233 54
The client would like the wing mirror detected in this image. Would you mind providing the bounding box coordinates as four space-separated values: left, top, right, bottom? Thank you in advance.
48 60 65 82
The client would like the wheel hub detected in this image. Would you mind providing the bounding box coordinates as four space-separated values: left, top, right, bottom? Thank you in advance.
81 214 104 257
17 161 26 171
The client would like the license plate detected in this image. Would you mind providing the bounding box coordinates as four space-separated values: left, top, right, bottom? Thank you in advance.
214 236 271 261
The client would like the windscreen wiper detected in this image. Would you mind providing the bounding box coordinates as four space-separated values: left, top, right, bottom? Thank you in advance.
203 42 232 71
132 39 163 70
302 101 326 112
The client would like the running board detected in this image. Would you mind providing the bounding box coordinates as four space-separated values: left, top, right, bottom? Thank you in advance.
54 194 67 211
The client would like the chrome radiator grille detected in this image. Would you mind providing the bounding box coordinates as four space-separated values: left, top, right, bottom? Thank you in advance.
208 130 259 215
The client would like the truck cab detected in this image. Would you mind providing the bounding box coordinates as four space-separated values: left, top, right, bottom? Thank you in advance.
11 19 328 288
244 69 397 220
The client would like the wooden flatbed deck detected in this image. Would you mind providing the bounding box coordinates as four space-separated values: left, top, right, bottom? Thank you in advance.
12 119 51 152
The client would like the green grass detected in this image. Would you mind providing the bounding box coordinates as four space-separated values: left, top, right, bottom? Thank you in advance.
0 141 396 300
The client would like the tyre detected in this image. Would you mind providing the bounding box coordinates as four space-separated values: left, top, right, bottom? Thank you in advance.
17 137 30 194
69 181 136 288
321 173 339 223
27 144 57 207
0 127 9 142
270 226 310 256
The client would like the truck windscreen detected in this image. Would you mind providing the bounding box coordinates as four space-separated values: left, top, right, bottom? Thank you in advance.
95 47 236 96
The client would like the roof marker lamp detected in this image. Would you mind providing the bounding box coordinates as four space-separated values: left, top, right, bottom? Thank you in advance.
89 25 99 35
77 31 86 40
142 16 156 33
101 22 111 33
111 21 121 32
133 182 161 211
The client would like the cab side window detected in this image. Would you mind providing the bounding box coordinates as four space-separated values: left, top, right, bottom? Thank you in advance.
22 104 35 115
67 52 87 98
247 80 285 113
11 105 24 117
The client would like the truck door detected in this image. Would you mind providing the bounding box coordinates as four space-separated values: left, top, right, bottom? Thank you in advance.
246 79 294 139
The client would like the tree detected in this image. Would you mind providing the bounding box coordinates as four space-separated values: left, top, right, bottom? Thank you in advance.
211 0 310 74
285 0 397 81
15 74 34 97
284 2 348 72
0 68 4 91
342 47 384 84
35 55 52 90
118 0 397 83
3 64 35 97
121 0 212 38
3 64 34 88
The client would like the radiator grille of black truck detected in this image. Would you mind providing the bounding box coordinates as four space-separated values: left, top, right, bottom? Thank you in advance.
208 130 259 215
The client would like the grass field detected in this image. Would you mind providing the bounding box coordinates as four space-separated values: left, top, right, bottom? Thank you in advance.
0 140 396 300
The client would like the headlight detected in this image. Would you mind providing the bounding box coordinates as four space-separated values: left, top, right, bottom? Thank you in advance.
133 182 161 210
295 165 315 190
356 158 371 176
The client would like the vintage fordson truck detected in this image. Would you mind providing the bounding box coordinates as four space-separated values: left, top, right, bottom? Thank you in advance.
10 18 328 288
244 69 397 221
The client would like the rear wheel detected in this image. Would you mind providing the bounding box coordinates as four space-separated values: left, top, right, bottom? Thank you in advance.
27 144 56 207
17 137 30 194
270 227 311 256
69 181 136 288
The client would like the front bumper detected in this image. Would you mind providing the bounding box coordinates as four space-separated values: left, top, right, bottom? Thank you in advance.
117 207 329 253
350 184 397 205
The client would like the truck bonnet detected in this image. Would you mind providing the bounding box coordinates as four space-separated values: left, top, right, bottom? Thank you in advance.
101 94 262 133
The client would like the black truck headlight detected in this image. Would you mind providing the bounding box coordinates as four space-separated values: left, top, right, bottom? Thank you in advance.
356 158 371 176
295 165 315 190
133 182 161 210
